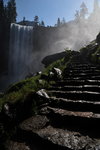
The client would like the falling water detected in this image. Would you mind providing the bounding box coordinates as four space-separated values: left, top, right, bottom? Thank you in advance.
9 23 35 82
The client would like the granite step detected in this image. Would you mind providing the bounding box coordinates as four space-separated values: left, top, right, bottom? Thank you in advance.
66 69 100 74
64 76 100 80
47 90 100 101
64 72 100 77
20 117 99 150
66 66 98 70
49 85 100 92
49 97 100 113
54 80 100 86
47 107 100 129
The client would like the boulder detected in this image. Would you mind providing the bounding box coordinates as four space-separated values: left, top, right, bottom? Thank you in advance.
6 141 30 150
51 67 62 80
2 102 16 119
20 115 49 131
37 89 49 99
20 119 100 150
96 32 100 44
42 51 66 67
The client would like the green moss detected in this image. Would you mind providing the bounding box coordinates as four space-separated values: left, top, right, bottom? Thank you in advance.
0 75 42 111
0 61 62 111
43 58 64 75
43 50 73 76
6 75 40 94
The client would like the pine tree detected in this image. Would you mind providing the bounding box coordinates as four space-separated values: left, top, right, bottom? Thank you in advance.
40 20 45 27
80 2 88 19
57 18 61 27
6 0 17 23
0 0 4 22
62 17 66 24
75 10 80 21
0 0 5 42
33 15 39 27
22 16 26 25
0 0 3 44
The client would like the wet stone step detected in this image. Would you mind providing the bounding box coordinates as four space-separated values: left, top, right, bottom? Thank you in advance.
64 72 100 77
49 85 100 92
66 69 100 73
47 90 100 101
49 97 100 113
47 107 100 129
20 125 99 150
66 67 99 70
20 117 100 150
67 63 94 66
65 68 99 73
79 76 100 80
64 76 100 80
66 66 98 70
55 80 100 86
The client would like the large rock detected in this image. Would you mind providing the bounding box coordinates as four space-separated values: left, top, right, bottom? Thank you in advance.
6 141 30 150
37 89 49 99
96 32 100 44
52 67 62 79
20 115 49 131
42 51 66 67
47 67 62 81
20 117 100 150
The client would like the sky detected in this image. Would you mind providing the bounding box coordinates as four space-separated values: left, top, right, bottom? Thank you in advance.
4 0 98 26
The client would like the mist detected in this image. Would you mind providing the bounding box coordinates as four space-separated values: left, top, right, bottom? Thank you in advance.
50 1 100 52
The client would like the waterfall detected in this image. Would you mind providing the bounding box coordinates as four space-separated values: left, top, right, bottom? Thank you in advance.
9 23 35 82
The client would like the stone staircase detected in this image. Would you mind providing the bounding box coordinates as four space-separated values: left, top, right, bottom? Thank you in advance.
19 62 100 150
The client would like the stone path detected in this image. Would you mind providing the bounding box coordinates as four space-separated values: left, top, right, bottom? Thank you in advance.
12 62 100 150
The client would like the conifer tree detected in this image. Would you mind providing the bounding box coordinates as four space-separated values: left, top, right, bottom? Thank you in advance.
57 18 61 27
40 20 45 27
0 0 5 48
33 15 39 27
0 0 4 23
22 16 26 25
75 10 80 21
6 0 17 23
62 17 66 24
80 2 88 19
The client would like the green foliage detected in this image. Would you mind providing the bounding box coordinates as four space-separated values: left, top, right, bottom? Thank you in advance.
80 47 88 55
43 58 65 75
91 46 100 63
0 75 40 111
43 49 74 77
0 53 70 112
79 40 100 64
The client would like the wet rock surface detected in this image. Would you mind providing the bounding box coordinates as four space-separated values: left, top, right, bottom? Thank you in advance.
6 141 30 150
3 60 100 150
18 61 100 150
20 115 49 131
